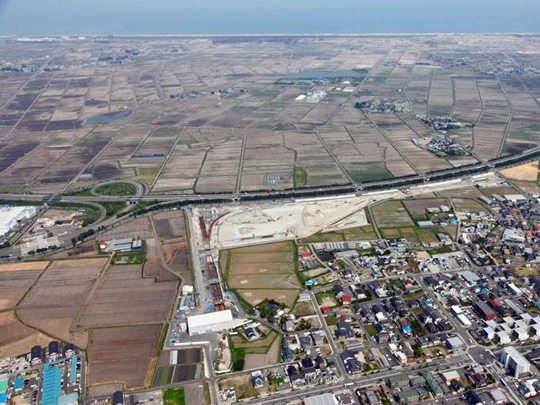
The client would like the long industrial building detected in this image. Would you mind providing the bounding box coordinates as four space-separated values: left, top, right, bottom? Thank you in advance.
187 310 235 335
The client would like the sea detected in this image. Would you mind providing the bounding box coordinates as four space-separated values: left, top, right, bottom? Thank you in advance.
0 0 539 36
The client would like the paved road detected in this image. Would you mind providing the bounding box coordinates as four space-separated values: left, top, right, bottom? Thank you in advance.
309 291 347 376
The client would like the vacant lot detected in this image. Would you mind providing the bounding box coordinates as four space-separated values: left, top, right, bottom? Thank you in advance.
220 241 300 306
243 335 281 370
452 198 488 212
480 186 519 197
164 388 186 405
403 198 449 220
144 238 179 282
292 300 316 317
500 161 539 182
372 201 415 228
100 217 155 240
301 223 378 243
240 290 300 307
437 185 482 198
315 291 339 308
218 374 259 400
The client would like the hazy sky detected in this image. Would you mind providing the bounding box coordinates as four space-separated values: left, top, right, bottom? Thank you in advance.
0 0 539 35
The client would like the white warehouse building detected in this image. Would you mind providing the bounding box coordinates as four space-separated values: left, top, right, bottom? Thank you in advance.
0 205 38 237
187 310 236 335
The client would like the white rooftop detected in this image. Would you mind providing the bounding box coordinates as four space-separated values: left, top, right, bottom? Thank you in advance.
187 310 233 329
0 206 38 236
304 393 338 405
505 194 526 202
459 270 480 282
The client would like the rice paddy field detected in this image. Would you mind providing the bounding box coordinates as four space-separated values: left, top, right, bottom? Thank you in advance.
2 35 540 195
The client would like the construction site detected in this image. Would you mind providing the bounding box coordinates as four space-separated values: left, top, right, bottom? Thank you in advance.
192 173 500 252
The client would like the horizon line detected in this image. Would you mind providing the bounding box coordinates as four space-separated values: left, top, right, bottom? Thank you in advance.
2 32 540 39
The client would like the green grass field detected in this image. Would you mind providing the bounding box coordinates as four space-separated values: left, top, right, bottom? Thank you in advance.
293 166 307 188
348 162 393 183
381 226 451 244
100 201 127 218
373 70 392 83
163 388 185 405
95 182 137 196
364 324 377 336
81 206 102 227
113 250 145 265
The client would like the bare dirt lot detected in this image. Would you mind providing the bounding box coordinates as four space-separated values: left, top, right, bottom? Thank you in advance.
100 217 154 240
143 238 179 282
152 211 192 285
243 335 281 370
500 161 539 182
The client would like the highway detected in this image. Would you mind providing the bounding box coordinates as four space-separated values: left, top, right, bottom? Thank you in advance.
2 143 532 261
